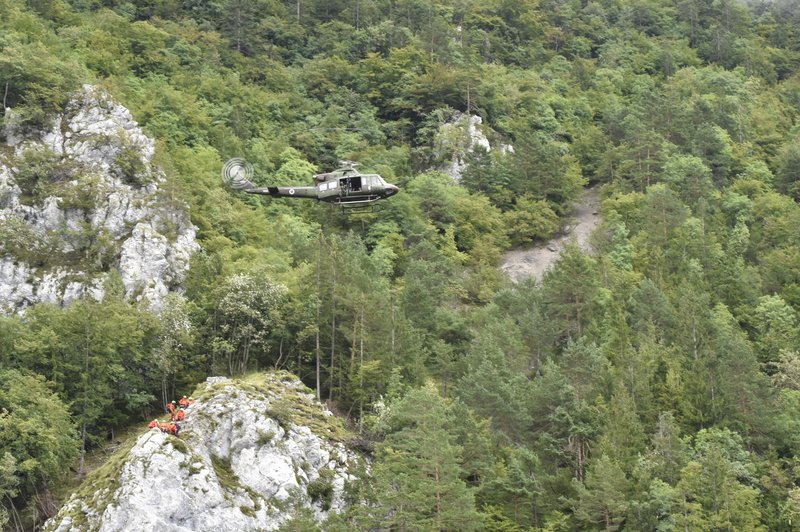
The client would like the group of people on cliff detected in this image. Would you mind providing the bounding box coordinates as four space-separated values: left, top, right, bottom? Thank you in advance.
147 395 195 436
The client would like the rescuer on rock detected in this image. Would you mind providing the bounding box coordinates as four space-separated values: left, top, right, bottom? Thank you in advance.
159 421 171 432
175 409 186 422
179 396 189 408
148 419 159 430
168 422 180 436
167 400 177 420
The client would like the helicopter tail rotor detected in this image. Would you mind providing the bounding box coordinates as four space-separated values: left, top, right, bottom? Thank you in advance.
221 158 255 190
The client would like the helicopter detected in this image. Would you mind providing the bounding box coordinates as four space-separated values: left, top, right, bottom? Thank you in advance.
222 158 399 211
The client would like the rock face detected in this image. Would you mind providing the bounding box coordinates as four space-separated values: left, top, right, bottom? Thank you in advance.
45 372 362 532
0 85 198 312
434 112 513 181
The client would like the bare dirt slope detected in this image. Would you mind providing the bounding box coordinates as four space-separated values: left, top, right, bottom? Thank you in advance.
501 186 602 283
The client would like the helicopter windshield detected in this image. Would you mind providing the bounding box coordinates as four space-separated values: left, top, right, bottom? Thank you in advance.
362 175 385 187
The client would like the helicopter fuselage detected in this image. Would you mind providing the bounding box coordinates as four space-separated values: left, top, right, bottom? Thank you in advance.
245 172 399 205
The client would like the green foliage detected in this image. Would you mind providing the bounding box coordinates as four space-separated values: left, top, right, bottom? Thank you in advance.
0 37 85 128
0 215 50 267
113 135 151 186
211 455 240 492
212 273 289 375
307 468 334 511
572 455 631 530
365 384 481 530
0 370 78 490
12 147 78 203
3 0 800 527
504 196 559 246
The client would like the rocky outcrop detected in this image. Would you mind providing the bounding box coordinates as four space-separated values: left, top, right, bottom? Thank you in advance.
434 112 513 181
45 372 362 532
0 85 198 312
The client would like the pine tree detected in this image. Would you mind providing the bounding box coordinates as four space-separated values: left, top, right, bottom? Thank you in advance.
572 455 631 531
368 384 481 530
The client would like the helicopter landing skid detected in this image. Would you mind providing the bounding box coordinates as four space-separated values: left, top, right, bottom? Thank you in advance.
338 203 380 215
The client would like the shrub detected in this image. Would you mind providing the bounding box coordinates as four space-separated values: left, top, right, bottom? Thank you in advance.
13 147 77 203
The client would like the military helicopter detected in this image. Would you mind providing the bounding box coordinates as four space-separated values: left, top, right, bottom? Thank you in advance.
222 158 399 211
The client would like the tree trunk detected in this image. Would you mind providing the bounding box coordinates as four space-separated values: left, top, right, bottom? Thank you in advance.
359 306 365 424
79 318 90 476
161 374 168 412
78 422 87 476
315 233 322 401
434 464 442 524
329 242 337 402
390 292 396 366
6 494 23 532
274 338 285 369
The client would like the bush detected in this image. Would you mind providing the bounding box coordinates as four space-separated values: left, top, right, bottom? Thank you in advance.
504 196 560 246
12 147 78 203
306 468 335 511
0 215 48 266
113 135 152 186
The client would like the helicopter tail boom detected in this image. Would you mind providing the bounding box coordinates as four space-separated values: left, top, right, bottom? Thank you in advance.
242 185 317 199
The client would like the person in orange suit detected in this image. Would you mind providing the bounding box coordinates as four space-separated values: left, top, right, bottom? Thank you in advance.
179 396 189 408
175 409 186 422
167 401 176 420
168 422 181 436
159 421 170 432
148 419 159 430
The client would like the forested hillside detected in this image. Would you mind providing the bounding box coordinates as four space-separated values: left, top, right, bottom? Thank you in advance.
1 0 800 528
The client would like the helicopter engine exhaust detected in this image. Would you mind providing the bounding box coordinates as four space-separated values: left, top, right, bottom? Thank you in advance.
221 158 255 190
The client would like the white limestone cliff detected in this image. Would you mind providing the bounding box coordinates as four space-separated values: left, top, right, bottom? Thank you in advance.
0 85 198 312
45 372 362 532
434 112 514 182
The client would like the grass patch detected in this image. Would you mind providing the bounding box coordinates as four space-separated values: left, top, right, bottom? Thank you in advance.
63 431 139 522
265 403 294 432
257 429 276 445
235 371 351 442
211 455 240 493
210 454 263 513
168 436 189 455
49 423 142 521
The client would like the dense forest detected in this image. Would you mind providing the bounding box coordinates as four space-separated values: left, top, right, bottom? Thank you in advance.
1 0 800 528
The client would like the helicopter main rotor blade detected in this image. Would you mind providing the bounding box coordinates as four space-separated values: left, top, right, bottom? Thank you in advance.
221 158 256 190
